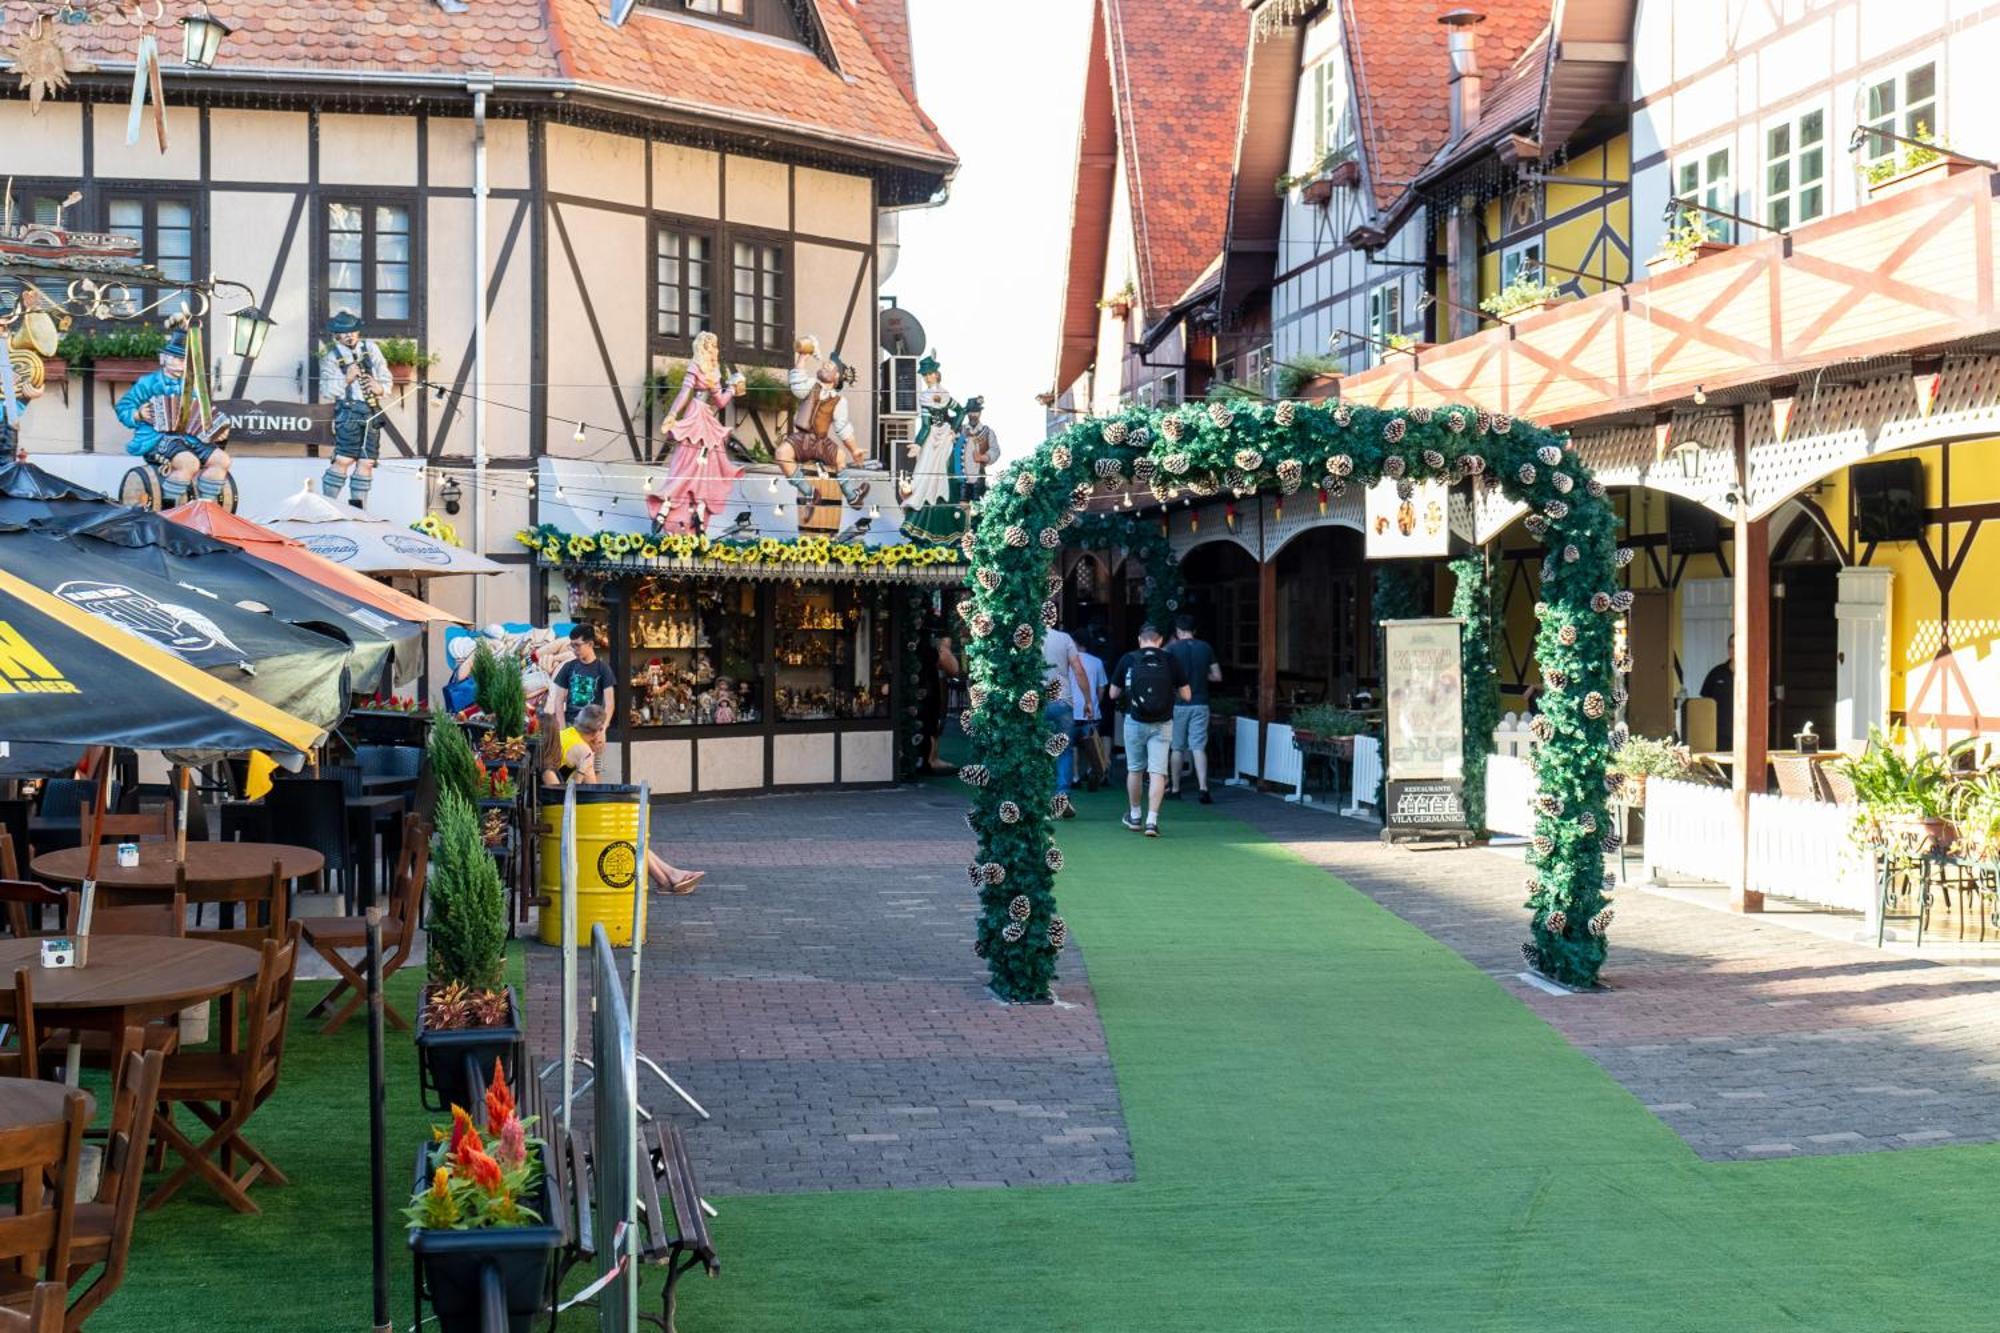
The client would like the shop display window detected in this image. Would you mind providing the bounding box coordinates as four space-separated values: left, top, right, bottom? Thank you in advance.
774 584 891 722
626 580 762 727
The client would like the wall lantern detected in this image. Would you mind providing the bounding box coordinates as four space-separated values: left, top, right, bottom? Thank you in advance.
440 476 464 516
1670 441 1703 484
228 303 274 358
179 5 232 69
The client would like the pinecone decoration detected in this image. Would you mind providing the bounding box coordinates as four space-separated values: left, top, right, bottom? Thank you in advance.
1161 415 1184 443
959 764 990 788
1333 403 1353 427
1015 472 1036 496
1004 525 1028 548
1130 457 1158 487
1563 544 1581 564
1274 400 1296 427
957 600 976 624
959 711 974 736
1410 406 1433 424
1383 419 1407 446
1001 920 1027 944
1551 471 1574 494
1590 591 1611 612
998 801 1021 824
1048 917 1068 950
1045 732 1071 757
1445 408 1468 434
1039 528 1061 548
1611 590 1635 613
1051 444 1072 471
1018 690 1040 713
1557 624 1578 647
1208 401 1233 429
1530 715 1554 743
1041 601 1060 629
1545 909 1568 935
1586 478 1607 498
967 863 986 888
1604 772 1626 797
1095 456 1124 479
1130 428 1151 448
1520 940 1541 967
1613 686 1629 706
960 530 976 553
1578 811 1597 833
1535 793 1564 816
1328 453 1354 477
1046 847 1065 872
1537 445 1562 466
971 613 994 638
977 567 1001 591
986 863 1008 885
1008 894 1032 922
1162 451 1191 476
1545 500 1570 521
1464 453 1486 475
968 683 989 708
1582 691 1607 719
1233 449 1262 471
1493 413 1513 434
1071 482 1093 511
1102 421 1128 446
1326 479 1347 499
1047 572 1065 595
1013 624 1035 650
1190 474 1219 497
973 938 988 959
1422 449 1446 471
1224 469 1250 495
1587 908 1614 937
1601 829 1622 852
1524 515 1549 538
1534 601 1550 618
1532 834 1554 857
1517 463 1538 486
1395 477 1415 501
1525 873 1543 895
1276 458 1303 491
1051 792 1075 819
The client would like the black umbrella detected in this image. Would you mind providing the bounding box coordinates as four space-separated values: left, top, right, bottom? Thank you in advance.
0 459 115 529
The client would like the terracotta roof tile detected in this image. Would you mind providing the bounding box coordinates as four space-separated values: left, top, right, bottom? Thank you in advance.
1346 0 1550 212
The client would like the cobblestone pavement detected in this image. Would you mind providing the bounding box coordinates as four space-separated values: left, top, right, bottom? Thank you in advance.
522 788 1133 1196
1230 790 2000 1161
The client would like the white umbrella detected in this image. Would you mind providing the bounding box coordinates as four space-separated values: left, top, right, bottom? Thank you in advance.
256 489 506 577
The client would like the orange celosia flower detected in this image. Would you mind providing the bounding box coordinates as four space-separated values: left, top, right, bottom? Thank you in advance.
448 1104 479 1165
484 1059 516 1137
462 1143 504 1195
430 1166 452 1200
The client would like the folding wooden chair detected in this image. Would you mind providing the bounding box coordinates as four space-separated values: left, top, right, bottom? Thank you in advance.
0 873 66 943
63 893 184 939
84 810 172 845
147 923 302 1214
302 817 428 1035
56 1040 163 1329
177 861 286 950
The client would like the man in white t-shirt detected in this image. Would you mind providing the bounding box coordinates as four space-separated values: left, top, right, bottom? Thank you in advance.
1040 623 1088 808
1073 636 1110 791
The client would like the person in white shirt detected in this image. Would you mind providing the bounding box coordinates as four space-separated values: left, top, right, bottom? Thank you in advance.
1040 623 1088 808
1072 636 1109 791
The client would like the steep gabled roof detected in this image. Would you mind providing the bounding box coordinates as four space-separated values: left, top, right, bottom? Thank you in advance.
1052 0 1252 391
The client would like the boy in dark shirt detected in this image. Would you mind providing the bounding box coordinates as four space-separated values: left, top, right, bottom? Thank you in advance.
551 623 617 725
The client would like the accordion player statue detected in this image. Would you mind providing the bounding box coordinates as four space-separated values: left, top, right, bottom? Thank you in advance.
114 323 234 509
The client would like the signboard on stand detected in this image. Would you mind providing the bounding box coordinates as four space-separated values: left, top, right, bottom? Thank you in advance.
1382 617 1470 841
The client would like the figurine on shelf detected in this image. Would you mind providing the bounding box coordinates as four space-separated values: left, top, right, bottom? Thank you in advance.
953 396 998 502
901 352 959 508
648 330 747 534
777 334 870 508
713 676 739 725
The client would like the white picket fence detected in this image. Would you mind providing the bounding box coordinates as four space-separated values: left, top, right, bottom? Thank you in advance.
1350 736 1382 817
1232 715 1262 781
1483 753 1537 837
1493 712 1538 759
1642 777 1878 915
1262 722 1303 789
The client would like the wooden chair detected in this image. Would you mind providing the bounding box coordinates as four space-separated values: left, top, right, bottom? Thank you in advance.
64 893 185 939
302 817 429 1035
177 861 286 950
0 1285 65 1333
1771 754 1820 801
0 1091 85 1297
0 875 66 943
57 1040 163 1330
84 809 172 845
147 922 302 1215
0 970 38 1082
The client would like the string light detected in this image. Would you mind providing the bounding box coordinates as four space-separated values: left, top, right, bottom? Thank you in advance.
573 422 588 446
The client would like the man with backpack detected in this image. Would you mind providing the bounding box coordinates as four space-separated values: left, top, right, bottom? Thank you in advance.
1109 624 1191 836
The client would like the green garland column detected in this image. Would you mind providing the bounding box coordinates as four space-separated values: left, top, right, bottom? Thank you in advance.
1450 551 1499 836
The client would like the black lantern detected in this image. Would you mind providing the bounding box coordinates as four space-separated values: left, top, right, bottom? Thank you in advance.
440 476 463 516
228 304 274 358
179 5 232 69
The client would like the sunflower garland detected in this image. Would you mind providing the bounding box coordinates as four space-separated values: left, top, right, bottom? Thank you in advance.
515 524 966 573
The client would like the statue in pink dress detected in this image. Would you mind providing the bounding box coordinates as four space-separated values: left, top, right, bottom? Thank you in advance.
647 331 746 533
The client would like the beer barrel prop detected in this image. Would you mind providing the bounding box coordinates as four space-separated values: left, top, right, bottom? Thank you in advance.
118 466 238 513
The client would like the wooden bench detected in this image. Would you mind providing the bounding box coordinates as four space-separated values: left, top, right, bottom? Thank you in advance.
560 1120 718 1331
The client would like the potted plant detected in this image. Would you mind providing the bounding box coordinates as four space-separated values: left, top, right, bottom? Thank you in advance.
1480 274 1563 325
1096 281 1137 321
1646 213 1734 275
1834 725 1956 853
1277 354 1343 402
67 324 167 392
407 1062 563 1333
378 337 440 390
1290 703 1370 758
1608 733 1692 808
1864 123 1977 200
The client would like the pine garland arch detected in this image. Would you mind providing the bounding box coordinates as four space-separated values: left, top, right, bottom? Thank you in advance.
961 398 1626 1001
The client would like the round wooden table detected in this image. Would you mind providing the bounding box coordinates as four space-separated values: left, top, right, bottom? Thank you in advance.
0 1077 92 1131
30 841 324 894
0 936 263 1096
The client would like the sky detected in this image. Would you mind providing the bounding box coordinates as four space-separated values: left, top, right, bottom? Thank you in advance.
893 0 1093 460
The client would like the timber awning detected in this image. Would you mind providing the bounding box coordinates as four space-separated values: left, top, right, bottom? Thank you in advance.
1335 165 2000 431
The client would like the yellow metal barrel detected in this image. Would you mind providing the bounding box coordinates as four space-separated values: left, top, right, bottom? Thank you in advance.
537 784 642 946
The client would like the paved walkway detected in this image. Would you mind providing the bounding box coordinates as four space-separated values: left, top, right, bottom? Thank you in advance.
1231 791 2000 1160
522 787 1133 1195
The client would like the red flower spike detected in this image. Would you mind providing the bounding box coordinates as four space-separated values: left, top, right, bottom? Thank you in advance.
484 1058 516 1136
447 1104 478 1165
462 1143 504 1195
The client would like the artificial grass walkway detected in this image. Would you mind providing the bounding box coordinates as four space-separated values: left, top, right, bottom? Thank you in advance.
98 794 1996 1329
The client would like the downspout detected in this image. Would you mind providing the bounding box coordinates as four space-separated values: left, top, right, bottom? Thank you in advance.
469 76 492 624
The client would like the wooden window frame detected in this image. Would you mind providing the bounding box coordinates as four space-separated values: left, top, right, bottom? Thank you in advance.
1675 143 1735 243
1861 55 1941 171
682 0 750 24
648 216 718 357
1763 102 1828 233
724 224 791 362
98 184 204 313
1367 281 1403 366
318 192 419 336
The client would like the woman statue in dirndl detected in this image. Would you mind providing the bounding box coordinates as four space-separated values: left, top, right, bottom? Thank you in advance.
648 330 746 533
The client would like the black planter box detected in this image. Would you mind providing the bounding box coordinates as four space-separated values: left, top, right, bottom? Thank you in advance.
415 985 523 1114
409 1139 564 1333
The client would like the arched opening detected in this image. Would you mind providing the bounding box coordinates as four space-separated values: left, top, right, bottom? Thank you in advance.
1771 509 1844 747
1273 526 1367 712
1059 550 1111 645
1178 540 1260 708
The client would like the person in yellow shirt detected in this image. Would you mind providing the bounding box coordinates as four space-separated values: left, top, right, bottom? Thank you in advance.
540 705 704 894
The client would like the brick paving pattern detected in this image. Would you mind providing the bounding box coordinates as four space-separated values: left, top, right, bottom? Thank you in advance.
1231 791 2000 1161
523 788 1133 1195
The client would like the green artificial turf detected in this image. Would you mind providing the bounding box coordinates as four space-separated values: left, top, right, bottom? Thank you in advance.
100 795 2000 1330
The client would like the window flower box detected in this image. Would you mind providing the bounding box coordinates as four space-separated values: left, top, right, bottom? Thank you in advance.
1644 240 1735 277
1299 176 1335 206
1866 156 1981 201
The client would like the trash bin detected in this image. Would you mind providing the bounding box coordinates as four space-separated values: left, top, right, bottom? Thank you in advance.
537 784 643 946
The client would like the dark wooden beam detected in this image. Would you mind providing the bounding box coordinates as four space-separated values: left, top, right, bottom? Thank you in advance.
1730 406 1768 913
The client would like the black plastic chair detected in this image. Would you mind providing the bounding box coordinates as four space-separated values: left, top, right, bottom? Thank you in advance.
29 780 96 858
355 746 424 781
265 778 358 910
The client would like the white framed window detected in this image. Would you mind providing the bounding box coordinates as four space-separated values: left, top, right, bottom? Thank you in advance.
1861 58 1940 169
1311 60 1354 161
1500 238 1544 291
1157 371 1181 405
1245 343 1275 397
1136 381 1155 409
1367 282 1402 362
1764 105 1827 231
1675 145 1734 242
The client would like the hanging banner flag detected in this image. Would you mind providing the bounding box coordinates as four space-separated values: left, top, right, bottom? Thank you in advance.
125 33 168 152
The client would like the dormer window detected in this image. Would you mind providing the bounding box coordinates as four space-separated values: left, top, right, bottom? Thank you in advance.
684 0 747 21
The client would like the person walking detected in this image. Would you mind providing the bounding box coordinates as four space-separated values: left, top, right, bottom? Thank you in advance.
1109 624 1190 836
1072 632 1109 791
1166 614 1223 803
1041 621 1089 813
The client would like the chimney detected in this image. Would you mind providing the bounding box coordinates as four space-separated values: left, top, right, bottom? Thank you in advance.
1440 8 1486 144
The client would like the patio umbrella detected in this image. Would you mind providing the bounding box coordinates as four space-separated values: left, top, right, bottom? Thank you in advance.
257 488 507 577
0 565 325 758
0 459 118 529
56 507 418 693
0 528 351 728
162 501 463 625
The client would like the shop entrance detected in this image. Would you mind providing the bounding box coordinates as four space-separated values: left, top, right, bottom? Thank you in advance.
1178 540 1260 715
1772 514 1842 747
1274 526 1367 712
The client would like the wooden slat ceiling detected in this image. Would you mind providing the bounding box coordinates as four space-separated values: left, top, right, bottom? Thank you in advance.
1537 0 1634 157
1219 16 1307 325
1055 5 1120 394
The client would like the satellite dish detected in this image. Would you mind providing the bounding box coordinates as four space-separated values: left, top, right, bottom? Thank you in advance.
879 307 927 359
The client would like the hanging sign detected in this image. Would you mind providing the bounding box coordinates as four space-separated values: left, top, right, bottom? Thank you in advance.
1382 617 1468 835
211 399 334 449
1363 478 1472 559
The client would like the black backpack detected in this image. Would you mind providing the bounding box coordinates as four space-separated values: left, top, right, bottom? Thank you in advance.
1123 648 1176 723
